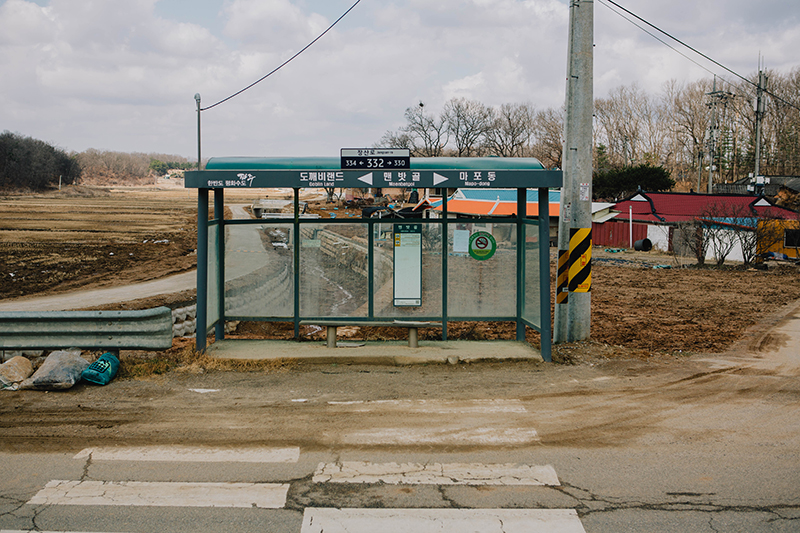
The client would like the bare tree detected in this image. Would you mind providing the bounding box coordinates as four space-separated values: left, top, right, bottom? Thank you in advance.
379 103 449 157
663 79 713 180
530 106 564 168
698 202 740 266
443 98 492 157
673 220 710 265
483 102 536 157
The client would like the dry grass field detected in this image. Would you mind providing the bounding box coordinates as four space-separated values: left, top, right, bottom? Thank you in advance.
0 185 198 298
2 184 800 363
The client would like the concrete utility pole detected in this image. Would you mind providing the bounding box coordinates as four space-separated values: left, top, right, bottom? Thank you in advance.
705 78 734 193
753 70 767 179
554 0 593 344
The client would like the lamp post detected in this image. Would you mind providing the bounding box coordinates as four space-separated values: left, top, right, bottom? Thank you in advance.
194 93 202 170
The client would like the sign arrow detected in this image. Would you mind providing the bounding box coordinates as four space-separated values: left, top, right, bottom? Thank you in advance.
433 173 448 186
358 172 373 185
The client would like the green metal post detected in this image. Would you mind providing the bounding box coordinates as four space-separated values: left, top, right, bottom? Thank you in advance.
368 218 375 319
516 188 526 341
196 188 209 353
539 187 552 362
214 188 225 341
293 188 301 338
441 192 448 341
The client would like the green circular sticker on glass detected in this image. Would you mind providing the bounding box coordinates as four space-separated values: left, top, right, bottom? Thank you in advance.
469 231 497 261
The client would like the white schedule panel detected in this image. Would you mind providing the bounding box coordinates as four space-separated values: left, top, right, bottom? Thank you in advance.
393 223 422 307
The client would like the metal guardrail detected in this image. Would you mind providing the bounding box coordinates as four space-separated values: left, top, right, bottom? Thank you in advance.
0 307 174 351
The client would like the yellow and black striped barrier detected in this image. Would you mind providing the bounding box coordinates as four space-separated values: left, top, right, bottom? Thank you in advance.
568 228 591 293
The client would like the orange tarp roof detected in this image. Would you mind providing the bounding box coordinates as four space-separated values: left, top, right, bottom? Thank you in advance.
432 199 560 217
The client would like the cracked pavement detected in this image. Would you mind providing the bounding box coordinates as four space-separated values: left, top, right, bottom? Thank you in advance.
2 321 800 531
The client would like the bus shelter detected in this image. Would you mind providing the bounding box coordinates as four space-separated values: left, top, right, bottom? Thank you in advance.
184 156 562 361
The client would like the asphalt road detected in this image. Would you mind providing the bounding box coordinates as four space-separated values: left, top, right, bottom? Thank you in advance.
2 306 799 532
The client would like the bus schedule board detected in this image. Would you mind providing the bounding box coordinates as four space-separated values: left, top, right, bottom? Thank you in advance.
393 223 422 307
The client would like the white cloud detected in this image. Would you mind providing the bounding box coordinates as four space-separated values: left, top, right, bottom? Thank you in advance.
0 0 54 45
0 0 798 157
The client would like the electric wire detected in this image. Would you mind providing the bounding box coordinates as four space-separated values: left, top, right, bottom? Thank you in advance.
599 0 800 113
201 0 362 111
597 0 716 78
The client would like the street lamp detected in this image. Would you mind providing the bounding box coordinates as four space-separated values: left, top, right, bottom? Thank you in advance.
194 93 202 170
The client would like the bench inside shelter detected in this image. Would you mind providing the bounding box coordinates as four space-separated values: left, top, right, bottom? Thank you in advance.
299 320 443 348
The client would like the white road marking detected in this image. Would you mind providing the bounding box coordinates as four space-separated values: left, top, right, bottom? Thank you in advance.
337 427 539 445
27 480 289 508
327 399 527 413
301 508 587 533
73 446 300 463
313 462 560 486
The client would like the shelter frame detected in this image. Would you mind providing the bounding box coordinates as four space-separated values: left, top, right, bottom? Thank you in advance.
185 157 561 361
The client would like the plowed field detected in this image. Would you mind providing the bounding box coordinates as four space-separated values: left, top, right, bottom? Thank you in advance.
2 185 800 361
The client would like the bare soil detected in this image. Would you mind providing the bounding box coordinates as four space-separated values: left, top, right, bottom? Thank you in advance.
2 185 800 365
2 186 800 455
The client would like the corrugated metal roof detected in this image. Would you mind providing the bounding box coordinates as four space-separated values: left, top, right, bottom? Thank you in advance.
610 191 797 222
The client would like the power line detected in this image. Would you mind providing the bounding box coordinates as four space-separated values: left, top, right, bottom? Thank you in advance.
597 0 716 78
201 0 362 111
599 0 800 113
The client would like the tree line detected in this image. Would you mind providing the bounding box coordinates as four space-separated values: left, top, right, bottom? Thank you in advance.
378 67 800 194
0 131 196 190
77 149 194 185
0 132 81 190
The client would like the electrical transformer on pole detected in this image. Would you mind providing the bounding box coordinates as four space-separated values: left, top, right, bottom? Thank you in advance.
554 0 593 343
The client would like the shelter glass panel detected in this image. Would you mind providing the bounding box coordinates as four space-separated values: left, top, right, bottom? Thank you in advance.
224 223 294 318
522 221 542 328
373 222 443 318
207 224 219 328
299 223 369 317
447 223 516 317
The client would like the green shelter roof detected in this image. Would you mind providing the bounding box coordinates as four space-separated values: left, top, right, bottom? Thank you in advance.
205 156 546 171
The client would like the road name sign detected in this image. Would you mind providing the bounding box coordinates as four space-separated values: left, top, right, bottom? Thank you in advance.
341 148 410 170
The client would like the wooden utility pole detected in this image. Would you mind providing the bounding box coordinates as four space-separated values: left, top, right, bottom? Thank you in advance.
554 0 593 343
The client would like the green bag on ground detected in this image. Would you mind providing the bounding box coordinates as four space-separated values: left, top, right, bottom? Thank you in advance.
81 352 120 385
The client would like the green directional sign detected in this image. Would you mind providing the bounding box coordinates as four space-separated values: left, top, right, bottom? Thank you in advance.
184 169 562 189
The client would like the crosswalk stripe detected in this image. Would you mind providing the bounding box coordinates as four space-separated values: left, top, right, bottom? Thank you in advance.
336 427 539 445
27 480 289 508
313 462 560 486
73 446 300 463
301 508 587 533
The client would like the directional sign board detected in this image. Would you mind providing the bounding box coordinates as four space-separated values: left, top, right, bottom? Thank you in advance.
185 169 562 189
341 148 410 170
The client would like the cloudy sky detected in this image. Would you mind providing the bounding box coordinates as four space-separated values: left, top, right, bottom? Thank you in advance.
1 0 798 159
